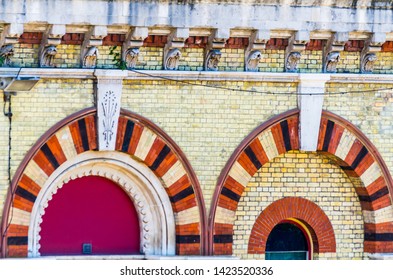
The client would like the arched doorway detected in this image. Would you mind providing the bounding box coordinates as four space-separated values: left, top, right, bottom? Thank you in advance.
265 220 311 260
39 176 140 256
210 109 393 257
1 108 206 258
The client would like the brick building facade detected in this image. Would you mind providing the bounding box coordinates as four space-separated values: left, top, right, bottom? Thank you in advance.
0 0 393 259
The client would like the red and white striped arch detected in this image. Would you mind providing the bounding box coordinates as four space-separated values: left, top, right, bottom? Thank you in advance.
210 109 393 255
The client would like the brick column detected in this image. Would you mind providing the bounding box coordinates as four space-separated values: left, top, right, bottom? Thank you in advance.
297 74 330 151
94 70 128 151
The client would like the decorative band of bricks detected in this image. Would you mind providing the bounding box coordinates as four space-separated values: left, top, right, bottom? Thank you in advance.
248 197 336 254
1 108 206 257
210 109 393 255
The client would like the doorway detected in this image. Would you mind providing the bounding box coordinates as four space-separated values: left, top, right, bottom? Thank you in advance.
39 176 140 256
265 220 311 260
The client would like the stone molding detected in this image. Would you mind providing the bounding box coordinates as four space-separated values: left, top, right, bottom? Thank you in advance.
4 68 393 84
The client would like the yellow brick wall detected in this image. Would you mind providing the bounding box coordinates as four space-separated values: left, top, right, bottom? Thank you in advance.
298 50 323 73
218 49 245 71
96 46 117 69
0 79 94 221
233 151 364 260
259 50 285 72
52 45 82 68
336 51 361 73
12 44 40 68
0 97 8 223
178 48 204 71
324 83 393 180
374 52 393 74
136 47 163 70
122 80 298 209
7 43 393 74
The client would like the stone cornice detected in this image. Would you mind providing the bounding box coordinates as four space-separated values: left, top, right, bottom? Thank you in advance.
1 1 393 35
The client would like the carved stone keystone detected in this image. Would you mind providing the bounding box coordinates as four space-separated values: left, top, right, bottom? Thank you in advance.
94 70 128 151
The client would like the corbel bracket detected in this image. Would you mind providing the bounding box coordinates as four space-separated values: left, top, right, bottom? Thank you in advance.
0 24 23 66
360 32 385 73
122 27 148 69
285 31 309 72
245 29 269 72
39 25 66 67
323 32 348 73
163 28 189 70
81 26 107 68
205 29 229 71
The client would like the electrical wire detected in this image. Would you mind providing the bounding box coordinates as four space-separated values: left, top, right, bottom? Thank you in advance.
129 69 393 96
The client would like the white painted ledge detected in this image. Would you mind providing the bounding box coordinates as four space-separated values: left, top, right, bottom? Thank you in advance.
1 68 393 84
368 253 393 260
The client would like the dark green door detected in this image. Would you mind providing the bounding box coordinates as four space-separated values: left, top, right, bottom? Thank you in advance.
265 222 309 260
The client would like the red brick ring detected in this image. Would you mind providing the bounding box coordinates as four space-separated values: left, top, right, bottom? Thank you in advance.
248 197 336 255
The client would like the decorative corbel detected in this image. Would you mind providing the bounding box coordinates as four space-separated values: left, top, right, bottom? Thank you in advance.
122 27 148 69
0 24 23 67
323 32 348 73
285 31 309 72
81 26 107 68
39 25 65 67
163 28 189 70
360 32 385 73
0 45 14 67
245 29 269 72
204 29 229 71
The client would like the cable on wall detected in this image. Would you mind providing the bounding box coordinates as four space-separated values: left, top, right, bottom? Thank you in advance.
129 69 393 96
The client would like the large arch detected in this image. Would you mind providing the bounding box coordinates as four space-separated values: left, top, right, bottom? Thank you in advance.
1 108 207 257
210 109 393 256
